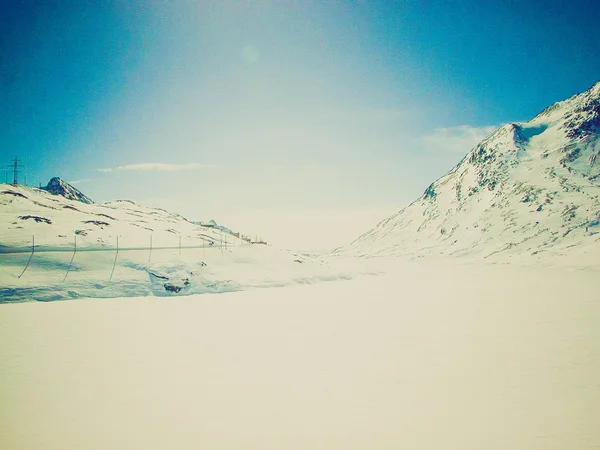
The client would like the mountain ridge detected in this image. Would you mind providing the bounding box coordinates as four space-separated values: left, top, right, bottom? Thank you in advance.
338 81 600 265
42 177 94 204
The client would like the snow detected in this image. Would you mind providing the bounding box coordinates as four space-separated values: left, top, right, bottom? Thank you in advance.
1 183 373 302
2 82 600 449
1 261 599 450
0 243 374 302
340 82 600 265
0 182 237 250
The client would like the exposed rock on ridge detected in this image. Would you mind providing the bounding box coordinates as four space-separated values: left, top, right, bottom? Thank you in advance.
42 177 94 204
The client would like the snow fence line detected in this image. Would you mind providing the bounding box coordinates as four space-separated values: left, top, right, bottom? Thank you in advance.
3 234 244 280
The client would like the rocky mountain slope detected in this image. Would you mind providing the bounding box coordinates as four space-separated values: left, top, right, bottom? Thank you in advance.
339 81 600 265
42 177 94 204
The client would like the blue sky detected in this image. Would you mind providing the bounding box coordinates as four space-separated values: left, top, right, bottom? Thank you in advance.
1 0 599 249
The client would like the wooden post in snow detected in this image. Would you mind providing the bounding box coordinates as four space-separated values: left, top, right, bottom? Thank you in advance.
110 236 119 281
18 235 35 279
63 234 77 282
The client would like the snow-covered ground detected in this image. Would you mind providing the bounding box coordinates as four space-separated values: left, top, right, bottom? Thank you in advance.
0 181 242 251
2 84 600 449
1 182 373 302
1 260 599 450
0 243 370 302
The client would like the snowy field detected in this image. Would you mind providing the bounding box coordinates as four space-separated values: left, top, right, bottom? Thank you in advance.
0 244 367 302
1 259 599 450
0 182 377 302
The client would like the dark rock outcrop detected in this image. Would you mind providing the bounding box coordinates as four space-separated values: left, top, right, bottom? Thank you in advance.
42 177 93 204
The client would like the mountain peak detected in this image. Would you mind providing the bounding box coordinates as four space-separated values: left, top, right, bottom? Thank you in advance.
43 177 94 204
342 83 600 264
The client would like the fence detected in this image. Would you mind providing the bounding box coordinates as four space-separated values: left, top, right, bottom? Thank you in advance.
2 232 245 282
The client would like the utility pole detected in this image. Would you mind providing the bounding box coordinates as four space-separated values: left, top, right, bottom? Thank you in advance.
10 158 22 186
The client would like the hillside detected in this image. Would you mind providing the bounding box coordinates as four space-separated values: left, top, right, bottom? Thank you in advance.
0 182 359 302
0 180 230 250
338 82 600 266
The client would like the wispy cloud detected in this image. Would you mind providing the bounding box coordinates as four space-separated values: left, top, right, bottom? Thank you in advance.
68 179 90 185
422 125 498 153
97 163 216 173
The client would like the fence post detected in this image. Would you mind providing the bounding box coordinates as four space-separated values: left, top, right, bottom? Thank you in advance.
179 235 181 255
63 234 77 282
148 234 153 263
109 236 119 281
17 235 35 279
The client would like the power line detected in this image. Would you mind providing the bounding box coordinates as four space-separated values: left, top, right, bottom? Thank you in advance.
8 158 22 186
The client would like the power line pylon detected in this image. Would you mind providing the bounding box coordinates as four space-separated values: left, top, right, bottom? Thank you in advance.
9 158 22 186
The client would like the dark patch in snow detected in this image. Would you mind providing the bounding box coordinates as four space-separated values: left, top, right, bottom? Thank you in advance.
423 183 437 200
94 213 116 220
32 200 58 210
163 279 190 293
149 271 169 280
130 223 154 231
2 190 27 198
83 220 110 226
560 147 582 164
164 283 182 293
19 215 52 224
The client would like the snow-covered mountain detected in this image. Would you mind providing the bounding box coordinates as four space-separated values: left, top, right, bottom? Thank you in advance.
0 182 226 250
0 183 360 302
42 177 94 204
339 81 600 265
